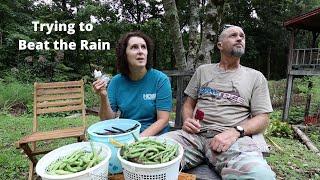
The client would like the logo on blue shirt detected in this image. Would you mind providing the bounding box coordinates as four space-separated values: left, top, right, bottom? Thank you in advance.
143 93 156 100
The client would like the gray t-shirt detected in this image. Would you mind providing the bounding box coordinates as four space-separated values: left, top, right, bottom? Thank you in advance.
184 63 273 132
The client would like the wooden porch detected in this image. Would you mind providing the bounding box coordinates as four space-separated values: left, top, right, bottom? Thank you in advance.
283 7 320 120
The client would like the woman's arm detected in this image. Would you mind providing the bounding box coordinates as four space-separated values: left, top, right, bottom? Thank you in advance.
140 110 170 137
92 79 116 120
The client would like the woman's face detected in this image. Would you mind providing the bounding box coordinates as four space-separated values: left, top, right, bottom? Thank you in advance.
126 36 148 69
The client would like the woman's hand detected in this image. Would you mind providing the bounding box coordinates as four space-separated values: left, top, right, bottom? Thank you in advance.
92 79 107 96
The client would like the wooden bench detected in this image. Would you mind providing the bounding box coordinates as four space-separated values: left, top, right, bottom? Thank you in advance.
89 70 269 179
164 70 221 179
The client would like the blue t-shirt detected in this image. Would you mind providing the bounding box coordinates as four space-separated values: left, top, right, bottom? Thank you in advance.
107 69 172 135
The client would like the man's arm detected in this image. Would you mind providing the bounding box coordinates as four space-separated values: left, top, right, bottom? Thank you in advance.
182 97 201 133
240 113 269 136
210 113 270 152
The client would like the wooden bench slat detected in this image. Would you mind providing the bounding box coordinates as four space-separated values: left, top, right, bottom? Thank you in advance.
108 172 196 180
36 93 82 102
36 81 82 89
37 87 82 95
37 105 83 114
17 127 85 144
37 99 82 108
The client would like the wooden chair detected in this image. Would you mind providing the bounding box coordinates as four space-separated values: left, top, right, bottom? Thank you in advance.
15 80 87 180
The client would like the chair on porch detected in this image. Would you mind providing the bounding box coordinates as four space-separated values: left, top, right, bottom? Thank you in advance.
15 80 87 180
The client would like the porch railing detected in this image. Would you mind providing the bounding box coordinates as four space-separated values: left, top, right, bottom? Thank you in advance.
291 48 320 70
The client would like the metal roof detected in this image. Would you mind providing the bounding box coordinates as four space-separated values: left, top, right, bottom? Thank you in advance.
284 7 320 32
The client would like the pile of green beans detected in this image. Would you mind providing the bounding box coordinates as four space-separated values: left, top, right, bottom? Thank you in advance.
121 138 179 165
46 147 103 175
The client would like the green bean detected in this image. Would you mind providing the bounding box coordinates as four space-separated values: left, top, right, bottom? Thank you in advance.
127 152 141 158
46 147 104 175
163 144 178 161
121 138 180 165
66 164 78 172
145 152 155 157
53 169 73 175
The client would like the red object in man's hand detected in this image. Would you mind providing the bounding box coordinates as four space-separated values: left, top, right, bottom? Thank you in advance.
195 109 204 121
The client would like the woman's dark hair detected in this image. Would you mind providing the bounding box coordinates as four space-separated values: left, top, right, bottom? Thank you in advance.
116 31 154 77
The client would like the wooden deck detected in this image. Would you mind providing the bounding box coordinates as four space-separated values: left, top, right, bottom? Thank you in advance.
109 172 197 180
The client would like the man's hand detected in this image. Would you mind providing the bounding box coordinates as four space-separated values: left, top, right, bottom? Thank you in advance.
93 79 107 96
210 128 240 152
182 117 201 134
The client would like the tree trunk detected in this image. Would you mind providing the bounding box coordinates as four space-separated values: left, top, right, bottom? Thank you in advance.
135 0 141 23
267 46 271 79
0 31 2 46
196 0 224 67
62 0 67 11
186 0 200 71
163 0 186 70
293 126 320 156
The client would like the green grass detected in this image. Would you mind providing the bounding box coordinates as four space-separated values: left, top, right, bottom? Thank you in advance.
266 137 320 180
305 127 320 150
0 114 100 179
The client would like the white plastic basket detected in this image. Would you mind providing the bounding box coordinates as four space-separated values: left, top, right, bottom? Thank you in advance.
36 142 111 180
117 137 184 180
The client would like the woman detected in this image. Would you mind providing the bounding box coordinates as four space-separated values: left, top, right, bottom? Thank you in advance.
93 31 172 136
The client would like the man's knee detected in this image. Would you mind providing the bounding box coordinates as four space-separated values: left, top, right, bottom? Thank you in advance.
245 164 276 180
160 130 182 140
221 161 276 180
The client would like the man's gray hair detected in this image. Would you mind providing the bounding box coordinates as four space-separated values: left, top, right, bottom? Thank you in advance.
218 25 243 42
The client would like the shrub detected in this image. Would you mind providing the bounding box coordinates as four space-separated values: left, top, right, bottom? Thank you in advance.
266 118 294 138
288 106 305 124
0 79 33 114
84 84 100 108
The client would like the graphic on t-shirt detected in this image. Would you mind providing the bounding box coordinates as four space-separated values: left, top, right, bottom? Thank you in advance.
198 83 245 104
143 93 156 100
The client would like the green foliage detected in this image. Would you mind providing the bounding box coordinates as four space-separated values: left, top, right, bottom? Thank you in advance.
266 110 294 138
267 118 294 138
269 109 282 120
288 106 305 124
0 79 100 115
0 77 33 113
84 84 100 108
297 76 320 106
304 127 320 150
309 131 320 144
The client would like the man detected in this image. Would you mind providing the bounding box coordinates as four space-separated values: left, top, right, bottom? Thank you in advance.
163 25 276 179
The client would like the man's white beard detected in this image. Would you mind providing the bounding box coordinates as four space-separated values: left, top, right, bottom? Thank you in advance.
231 47 245 57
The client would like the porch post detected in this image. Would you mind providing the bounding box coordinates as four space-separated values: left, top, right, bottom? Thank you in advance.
282 29 296 121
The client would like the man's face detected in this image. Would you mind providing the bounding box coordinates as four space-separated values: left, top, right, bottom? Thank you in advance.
218 26 245 57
